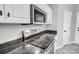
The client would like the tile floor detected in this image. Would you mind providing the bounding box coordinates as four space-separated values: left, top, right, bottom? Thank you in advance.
55 44 79 54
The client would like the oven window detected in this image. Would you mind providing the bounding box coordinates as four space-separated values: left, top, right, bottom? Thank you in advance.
34 9 46 22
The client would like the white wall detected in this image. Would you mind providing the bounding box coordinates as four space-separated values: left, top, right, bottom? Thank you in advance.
0 24 47 44
55 4 75 50
56 5 65 49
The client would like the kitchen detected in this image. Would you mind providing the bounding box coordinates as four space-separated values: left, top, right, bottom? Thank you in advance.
0 4 57 54
0 4 79 54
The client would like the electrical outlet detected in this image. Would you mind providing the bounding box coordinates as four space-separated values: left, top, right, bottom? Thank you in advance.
24 30 30 36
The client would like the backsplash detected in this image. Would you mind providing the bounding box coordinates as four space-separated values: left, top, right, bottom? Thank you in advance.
0 24 47 44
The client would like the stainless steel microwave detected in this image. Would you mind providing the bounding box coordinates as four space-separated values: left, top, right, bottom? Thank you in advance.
30 4 47 24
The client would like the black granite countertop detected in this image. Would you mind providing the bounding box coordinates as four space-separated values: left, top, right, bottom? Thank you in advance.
0 30 57 54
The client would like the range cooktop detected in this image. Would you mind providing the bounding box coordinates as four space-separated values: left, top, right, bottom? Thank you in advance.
28 34 55 50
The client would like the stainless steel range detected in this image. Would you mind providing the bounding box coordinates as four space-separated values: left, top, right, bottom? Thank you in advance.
28 34 54 49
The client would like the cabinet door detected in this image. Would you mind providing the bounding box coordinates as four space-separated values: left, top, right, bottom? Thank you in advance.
0 4 5 23
5 4 30 24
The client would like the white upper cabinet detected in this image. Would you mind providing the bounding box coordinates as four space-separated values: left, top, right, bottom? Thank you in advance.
5 4 30 23
0 4 52 24
34 4 52 24
0 5 5 23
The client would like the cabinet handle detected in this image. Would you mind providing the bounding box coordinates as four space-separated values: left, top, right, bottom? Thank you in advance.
0 10 2 16
7 12 10 17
